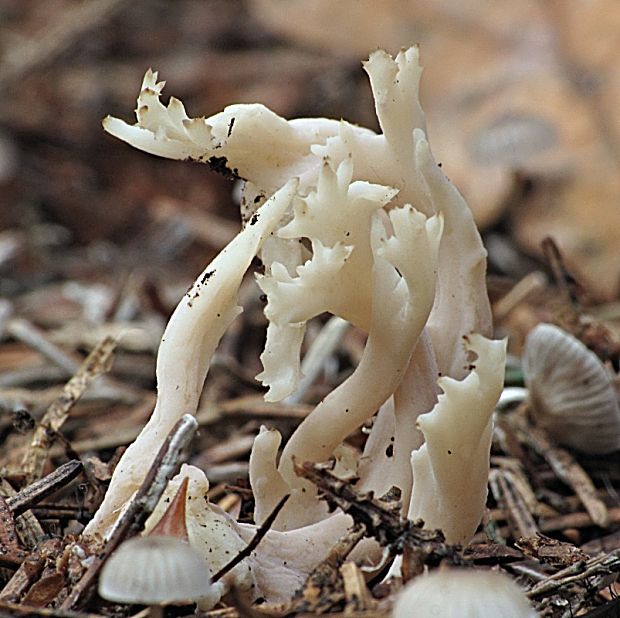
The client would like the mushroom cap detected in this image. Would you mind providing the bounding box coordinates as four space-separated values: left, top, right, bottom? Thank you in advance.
98 535 213 605
523 323 620 454
392 569 536 618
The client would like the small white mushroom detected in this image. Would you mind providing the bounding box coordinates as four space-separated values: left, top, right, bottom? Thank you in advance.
522 323 620 455
392 569 536 618
98 536 219 615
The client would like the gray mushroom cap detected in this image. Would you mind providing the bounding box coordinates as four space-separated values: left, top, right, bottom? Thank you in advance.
523 323 620 455
98 535 214 605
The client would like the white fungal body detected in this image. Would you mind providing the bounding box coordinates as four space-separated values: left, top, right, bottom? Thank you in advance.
392 569 537 618
91 46 506 606
523 323 620 455
408 335 507 544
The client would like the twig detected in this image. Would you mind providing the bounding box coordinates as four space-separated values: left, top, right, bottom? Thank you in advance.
295 461 462 566
211 494 290 582
340 561 376 613
0 496 23 555
0 495 26 567
293 524 367 614
526 549 620 599
539 506 620 533
21 337 117 483
6 460 83 517
522 421 609 527
489 468 539 538
493 271 547 322
0 555 45 601
541 237 581 306
0 479 45 549
61 414 198 610
6 319 88 376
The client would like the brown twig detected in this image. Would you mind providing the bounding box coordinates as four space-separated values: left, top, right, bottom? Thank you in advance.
211 494 290 582
293 524 367 615
294 460 462 567
0 496 23 555
522 421 609 527
21 337 118 483
541 237 582 306
0 479 45 549
340 561 376 613
489 468 539 538
526 549 620 599
6 460 82 517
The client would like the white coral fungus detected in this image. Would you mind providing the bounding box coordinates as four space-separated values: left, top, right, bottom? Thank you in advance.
89 46 505 607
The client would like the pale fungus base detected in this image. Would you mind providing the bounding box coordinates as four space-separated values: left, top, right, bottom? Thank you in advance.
88 46 506 608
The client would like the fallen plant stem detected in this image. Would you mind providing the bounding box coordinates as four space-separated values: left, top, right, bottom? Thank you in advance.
294 461 462 566
293 524 368 614
212 493 290 582
22 336 118 483
489 468 539 539
0 479 45 549
6 460 82 517
526 549 620 599
515 412 609 527
61 414 198 611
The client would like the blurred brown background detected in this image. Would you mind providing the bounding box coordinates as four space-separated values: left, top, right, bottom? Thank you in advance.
1 0 620 300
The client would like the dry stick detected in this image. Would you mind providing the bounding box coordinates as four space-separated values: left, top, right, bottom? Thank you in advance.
211 494 290 583
492 271 547 322
340 561 376 612
6 319 85 376
6 320 138 404
540 506 620 533
295 461 461 567
0 556 46 601
61 414 198 611
21 337 117 483
510 405 609 527
526 549 620 599
541 236 581 306
525 422 609 527
0 479 45 549
6 460 82 517
295 524 368 614
489 468 539 539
